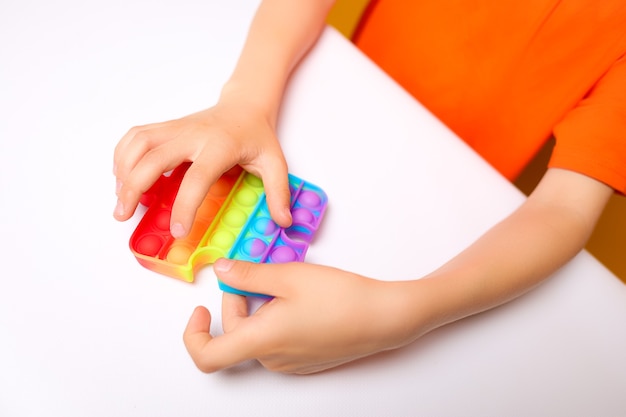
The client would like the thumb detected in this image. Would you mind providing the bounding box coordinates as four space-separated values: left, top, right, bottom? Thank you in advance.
183 305 259 373
182 306 216 372
214 258 289 298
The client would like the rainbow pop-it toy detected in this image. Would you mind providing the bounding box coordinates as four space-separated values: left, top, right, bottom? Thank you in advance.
129 163 328 297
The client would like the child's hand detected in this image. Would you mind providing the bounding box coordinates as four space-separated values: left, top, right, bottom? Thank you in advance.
113 98 292 238
183 259 433 374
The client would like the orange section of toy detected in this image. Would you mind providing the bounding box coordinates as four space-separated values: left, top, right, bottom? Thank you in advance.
129 164 244 281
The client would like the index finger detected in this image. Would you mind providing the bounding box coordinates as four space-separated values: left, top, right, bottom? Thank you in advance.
113 122 169 177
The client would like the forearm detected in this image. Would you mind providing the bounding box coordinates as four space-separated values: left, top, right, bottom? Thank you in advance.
412 169 612 332
423 200 591 324
221 0 336 123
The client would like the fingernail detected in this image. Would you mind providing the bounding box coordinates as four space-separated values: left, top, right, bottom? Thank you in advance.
214 258 234 273
114 199 125 217
170 223 186 239
116 179 122 194
284 207 293 224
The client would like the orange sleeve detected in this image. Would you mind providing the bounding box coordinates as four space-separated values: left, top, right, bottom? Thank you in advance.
550 54 626 193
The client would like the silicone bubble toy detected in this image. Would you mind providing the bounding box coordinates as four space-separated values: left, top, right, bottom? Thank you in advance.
129 163 328 297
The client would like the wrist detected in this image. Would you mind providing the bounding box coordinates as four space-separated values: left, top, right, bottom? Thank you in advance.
390 277 471 342
219 80 281 125
370 279 448 350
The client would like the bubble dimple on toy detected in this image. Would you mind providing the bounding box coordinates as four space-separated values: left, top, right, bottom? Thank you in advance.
129 162 328 297
270 246 298 263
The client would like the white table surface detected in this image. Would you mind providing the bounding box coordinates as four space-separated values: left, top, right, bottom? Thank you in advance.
2 1 626 416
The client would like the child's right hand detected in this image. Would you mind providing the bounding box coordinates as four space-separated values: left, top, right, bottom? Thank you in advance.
112 95 293 238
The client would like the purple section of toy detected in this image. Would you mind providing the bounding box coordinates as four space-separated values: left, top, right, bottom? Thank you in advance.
226 175 328 265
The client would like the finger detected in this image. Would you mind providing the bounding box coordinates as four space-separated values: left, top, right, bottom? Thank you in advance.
169 151 237 238
258 153 292 228
114 125 144 175
214 258 291 298
222 291 248 333
114 140 192 222
114 123 173 180
114 123 164 170
183 306 257 373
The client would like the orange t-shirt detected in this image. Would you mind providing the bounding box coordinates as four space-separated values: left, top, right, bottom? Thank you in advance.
353 0 626 192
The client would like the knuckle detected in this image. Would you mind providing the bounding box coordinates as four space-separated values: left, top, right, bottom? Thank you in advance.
234 261 256 282
120 171 143 193
141 148 167 168
126 125 142 137
114 160 130 180
183 165 210 184
118 182 142 203
195 358 219 374
132 129 152 145
122 172 155 199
